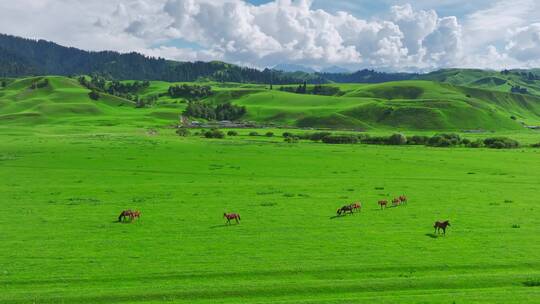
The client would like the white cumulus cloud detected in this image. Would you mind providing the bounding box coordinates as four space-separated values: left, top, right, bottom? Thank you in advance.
0 0 539 71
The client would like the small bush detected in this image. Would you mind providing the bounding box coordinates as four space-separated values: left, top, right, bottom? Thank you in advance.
322 135 358 144
308 132 332 141
88 90 100 100
227 130 238 136
249 131 259 136
357 133 370 141
294 133 311 140
427 134 461 147
388 133 407 145
204 129 225 139
511 224 520 228
265 132 274 137
284 136 299 143
523 279 540 287
467 139 484 148
408 135 430 145
282 132 294 138
361 136 389 145
176 127 190 137
531 142 540 148
483 137 519 149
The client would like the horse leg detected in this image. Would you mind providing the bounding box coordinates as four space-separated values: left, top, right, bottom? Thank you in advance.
235 217 239 224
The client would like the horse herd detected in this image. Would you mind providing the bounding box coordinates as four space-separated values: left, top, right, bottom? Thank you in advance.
117 194 451 235
336 194 407 216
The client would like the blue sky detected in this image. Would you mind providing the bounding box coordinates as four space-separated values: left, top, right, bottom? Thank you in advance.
0 0 539 71
247 0 492 21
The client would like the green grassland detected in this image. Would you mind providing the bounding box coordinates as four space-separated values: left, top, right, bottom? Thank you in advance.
1 126 539 303
2 74 540 131
1 72 540 303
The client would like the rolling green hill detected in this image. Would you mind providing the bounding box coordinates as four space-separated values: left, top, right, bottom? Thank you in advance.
419 69 540 97
1 76 540 131
0 76 184 126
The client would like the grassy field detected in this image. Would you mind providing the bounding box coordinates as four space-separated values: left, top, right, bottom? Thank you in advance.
1 125 539 303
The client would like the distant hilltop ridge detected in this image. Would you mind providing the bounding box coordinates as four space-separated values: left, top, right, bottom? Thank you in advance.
1 33 539 91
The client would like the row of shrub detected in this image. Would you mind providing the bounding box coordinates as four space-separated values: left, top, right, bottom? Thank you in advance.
176 128 527 149
176 128 276 139
281 131 522 149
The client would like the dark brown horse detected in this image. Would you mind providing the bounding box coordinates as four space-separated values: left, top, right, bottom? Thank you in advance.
337 205 354 216
434 220 451 235
378 200 388 209
351 202 361 212
118 210 141 222
399 195 408 204
224 213 241 224
392 198 400 206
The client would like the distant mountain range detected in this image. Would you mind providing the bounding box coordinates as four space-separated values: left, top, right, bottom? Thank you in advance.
272 64 351 74
1 33 539 92
0 33 418 84
273 63 317 73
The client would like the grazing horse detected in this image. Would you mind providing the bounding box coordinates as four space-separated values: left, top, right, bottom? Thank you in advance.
434 220 451 235
224 213 241 224
399 195 408 204
130 210 141 220
378 200 388 209
337 205 354 216
118 209 141 222
392 198 401 207
351 202 361 212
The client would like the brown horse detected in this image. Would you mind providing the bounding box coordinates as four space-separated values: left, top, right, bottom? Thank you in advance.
378 200 388 209
118 210 141 222
399 195 408 204
224 213 241 224
337 205 354 216
392 198 400 207
351 202 361 212
434 220 451 235
130 210 141 220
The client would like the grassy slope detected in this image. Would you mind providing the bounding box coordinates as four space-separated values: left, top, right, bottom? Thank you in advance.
0 76 183 127
419 69 540 97
0 127 539 303
2 76 540 130
234 81 539 130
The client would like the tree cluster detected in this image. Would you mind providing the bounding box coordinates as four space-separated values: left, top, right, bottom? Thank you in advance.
510 85 528 94
168 84 212 100
107 80 149 96
78 75 154 106
279 83 341 96
184 101 246 121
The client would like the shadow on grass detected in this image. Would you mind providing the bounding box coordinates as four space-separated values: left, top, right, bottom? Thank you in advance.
210 224 239 229
425 233 439 239
330 214 359 219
